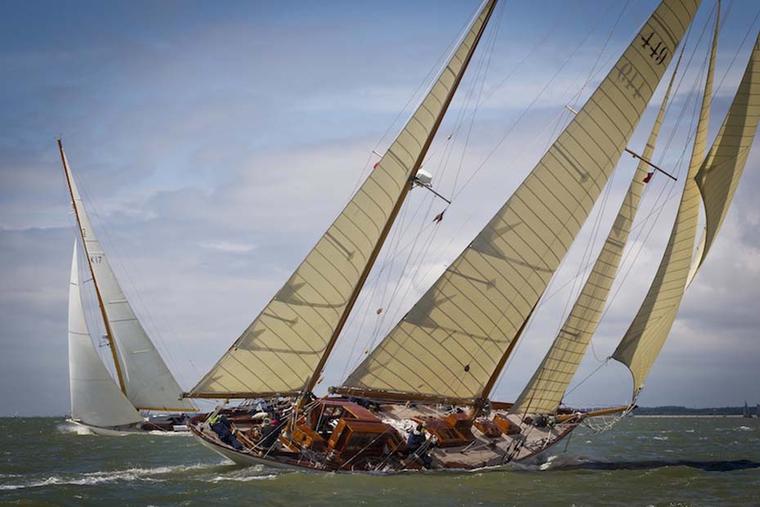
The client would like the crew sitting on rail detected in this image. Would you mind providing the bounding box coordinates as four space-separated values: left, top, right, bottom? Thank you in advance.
207 413 243 450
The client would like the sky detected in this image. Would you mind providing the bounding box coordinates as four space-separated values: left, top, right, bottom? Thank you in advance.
1 0 759 416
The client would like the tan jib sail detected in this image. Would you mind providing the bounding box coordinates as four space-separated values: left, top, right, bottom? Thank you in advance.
512 50 682 415
59 142 195 412
188 0 499 399
339 0 700 404
612 8 721 396
694 33 760 271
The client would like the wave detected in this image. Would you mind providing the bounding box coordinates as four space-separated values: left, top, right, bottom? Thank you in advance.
535 458 760 473
0 462 222 491
56 422 93 435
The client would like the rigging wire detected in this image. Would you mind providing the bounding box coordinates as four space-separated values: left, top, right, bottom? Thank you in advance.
446 0 643 395
487 1 721 409
561 3 760 401
65 166 198 392
338 0 506 379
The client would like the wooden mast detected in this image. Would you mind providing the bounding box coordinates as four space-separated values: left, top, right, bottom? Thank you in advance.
304 0 499 396
58 139 128 394
471 302 539 418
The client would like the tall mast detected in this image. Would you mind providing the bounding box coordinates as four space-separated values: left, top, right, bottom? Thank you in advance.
510 45 685 416
188 0 500 401
304 0 500 395
338 0 701 405
58 139 127 394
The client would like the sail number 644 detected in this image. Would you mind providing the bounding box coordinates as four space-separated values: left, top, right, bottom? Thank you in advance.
640 31 669 65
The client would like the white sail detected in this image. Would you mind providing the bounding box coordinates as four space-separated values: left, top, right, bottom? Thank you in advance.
340 0 700 404
188 0 499 399
69 242 144 428
59 142 194 412
512 51 682 415
612 8 720 395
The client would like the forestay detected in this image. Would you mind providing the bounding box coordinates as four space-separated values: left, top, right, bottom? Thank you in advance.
189 0 498 398
341 0 700 404
512 51 682 415
612 8 720 396
60 143 195 412
69 243 144 428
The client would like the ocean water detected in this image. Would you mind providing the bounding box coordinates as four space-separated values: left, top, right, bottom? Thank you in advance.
1 416 759 506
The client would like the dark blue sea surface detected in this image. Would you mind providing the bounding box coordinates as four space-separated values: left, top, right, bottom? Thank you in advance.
1 416 758 506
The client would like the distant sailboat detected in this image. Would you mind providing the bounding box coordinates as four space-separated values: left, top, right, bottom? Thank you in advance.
59 140 196 435
180 0 758 472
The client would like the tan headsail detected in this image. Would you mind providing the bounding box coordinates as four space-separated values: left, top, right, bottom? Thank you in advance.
694 32 760 271
512 50 683 415
339 0 700 404
612 7 720 396
188 0 499 399
59 141 195 412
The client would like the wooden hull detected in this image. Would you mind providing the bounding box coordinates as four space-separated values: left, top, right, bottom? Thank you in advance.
191 420 578 472
188 398 588 473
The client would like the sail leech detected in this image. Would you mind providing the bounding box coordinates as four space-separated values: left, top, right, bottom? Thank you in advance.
189 0 499 399
340 0 701 404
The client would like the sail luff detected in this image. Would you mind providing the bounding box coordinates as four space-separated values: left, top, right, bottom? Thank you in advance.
68 242 144 428
612 5 720 397
58 140 195 412
304 0 500 394
188 0 499 399
59 139 127 394
340 0 700 403
511 47 683 415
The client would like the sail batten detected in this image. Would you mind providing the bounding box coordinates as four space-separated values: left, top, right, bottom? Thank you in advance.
511 46 684 415
59 141 195 412
340 0 700 403
612 6 722 395
189 0 499 399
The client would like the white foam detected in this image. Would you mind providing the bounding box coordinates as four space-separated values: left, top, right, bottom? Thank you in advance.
0 462 219 491
207 474 277 483
57 422 93 436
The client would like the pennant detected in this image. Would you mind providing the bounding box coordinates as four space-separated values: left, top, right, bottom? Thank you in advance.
643 171 654 183
373 161 380 169
433 210 445 223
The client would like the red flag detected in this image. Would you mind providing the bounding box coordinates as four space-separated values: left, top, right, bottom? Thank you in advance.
373 161 380 169
433 210 445 223
643 171 654 183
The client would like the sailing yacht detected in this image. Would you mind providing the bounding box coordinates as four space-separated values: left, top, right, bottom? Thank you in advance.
60 141 196 435
182 0 759 471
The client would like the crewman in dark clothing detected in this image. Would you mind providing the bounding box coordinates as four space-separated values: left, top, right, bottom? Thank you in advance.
407 424 432 468
259 417 281 448
208 413 243 450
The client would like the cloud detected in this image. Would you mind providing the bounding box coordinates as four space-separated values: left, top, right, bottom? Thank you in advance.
1 0 759 416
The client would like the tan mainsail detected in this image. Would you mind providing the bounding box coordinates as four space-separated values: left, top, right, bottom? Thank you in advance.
59 142 195 412
695 33 760 271
339 0 700 404
188 0 498 399
512 52 682 415
612 8 720 396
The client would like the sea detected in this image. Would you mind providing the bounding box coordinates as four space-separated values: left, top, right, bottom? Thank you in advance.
1 416 759 506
